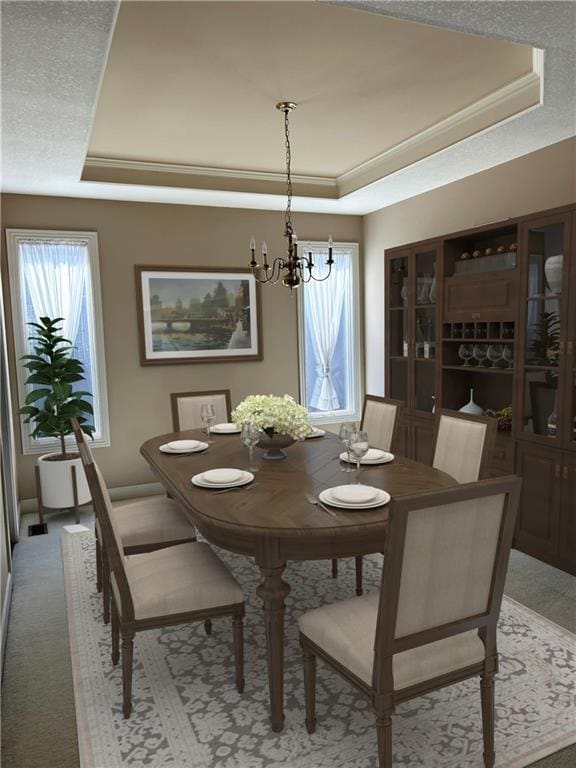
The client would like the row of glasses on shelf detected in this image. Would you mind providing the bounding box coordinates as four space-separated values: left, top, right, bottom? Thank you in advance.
458 343 513 368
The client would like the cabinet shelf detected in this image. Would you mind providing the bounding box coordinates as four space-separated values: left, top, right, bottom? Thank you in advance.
442 338 514 343
442 365 513 375
526 293 561 301
415 303 436 309
523 364 560 372
388 305 407 312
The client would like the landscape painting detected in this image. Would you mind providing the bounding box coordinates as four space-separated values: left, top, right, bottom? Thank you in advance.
136 267 262 364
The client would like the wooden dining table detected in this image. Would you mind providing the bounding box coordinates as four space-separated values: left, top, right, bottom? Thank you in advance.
140 429 457 732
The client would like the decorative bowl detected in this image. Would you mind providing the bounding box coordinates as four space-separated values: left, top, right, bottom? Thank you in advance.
257 433 296 460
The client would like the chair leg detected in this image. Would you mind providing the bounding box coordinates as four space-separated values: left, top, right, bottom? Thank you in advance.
232 614 245 694
204 619 212 636
376 709 393 768
480 672 496 768
355 556 363 596
122 633 135 719
111 598 120 666
102 550 111 625
95 536 103 593
331 558 338 579
302 643 317 734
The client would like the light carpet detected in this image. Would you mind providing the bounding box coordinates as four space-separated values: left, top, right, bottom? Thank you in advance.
62 533 576 768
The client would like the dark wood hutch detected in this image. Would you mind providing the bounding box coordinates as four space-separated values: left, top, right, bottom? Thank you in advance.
384 203 576 575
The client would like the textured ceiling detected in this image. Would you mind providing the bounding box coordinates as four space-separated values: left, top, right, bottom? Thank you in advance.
1 1 575 215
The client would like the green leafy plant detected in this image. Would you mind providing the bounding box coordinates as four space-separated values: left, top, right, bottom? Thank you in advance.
529 311 560 365
18 317 94 459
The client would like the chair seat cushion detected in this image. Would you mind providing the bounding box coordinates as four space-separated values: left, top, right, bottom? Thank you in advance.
112 497 196 549
126 542 244 620
299 591 485 690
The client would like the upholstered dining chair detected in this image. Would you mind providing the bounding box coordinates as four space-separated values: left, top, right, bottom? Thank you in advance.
76 428 246 719
300 476 522 768
70 419 198 627
432 409 497 484
331 395 403 594
170 389 232 432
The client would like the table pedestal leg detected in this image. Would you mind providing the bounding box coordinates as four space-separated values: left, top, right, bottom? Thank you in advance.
256 561 290 732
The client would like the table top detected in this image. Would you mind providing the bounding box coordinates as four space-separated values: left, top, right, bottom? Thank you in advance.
140 430 456 547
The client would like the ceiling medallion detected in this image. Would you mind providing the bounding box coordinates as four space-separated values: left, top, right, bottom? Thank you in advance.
249 101 333 289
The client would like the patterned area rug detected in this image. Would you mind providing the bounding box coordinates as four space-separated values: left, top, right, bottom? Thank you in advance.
62 533 576 768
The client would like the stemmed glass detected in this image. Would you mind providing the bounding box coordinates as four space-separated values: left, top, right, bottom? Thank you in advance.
503 345 514 369
241 423 261 472
200 403 216 438
473 343 488 368
349 430 370 484
487 344 503 368
458 343 474 367
339 423 357 472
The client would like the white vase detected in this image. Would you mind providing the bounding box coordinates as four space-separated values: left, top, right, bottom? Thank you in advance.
459 388 484 416
544 254 563 293
37 453 91 509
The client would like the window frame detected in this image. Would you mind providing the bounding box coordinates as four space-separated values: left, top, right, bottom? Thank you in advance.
297 240 362 425
6 228 111 454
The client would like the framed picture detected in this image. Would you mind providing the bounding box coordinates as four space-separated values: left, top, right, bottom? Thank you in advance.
135 266 262 365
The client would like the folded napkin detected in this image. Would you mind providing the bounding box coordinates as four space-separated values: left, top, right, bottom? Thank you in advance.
330 484 379 504
166 440 201 451
213 423 239 433
201 468 243 485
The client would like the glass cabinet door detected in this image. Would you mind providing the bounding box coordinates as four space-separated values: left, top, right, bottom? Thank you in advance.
387 253 410 404
563 212 576 450
413 248 438 413
518 215 571 447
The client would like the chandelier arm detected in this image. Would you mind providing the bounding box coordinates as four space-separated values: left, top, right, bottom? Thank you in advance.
310 262 334 282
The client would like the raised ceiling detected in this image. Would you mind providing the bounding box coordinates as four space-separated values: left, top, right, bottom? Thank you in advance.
84 1 538 197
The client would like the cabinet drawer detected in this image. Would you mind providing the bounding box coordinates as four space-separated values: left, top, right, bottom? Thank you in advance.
444 272 518 321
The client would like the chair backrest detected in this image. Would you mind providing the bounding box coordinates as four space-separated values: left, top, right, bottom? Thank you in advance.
361 395 403 451
373 476 521 693
70 418 135 620
432 410 496 483
170 389 232 432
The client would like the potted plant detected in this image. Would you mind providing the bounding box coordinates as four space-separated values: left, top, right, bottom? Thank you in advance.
19 317 93 512
232 394 312 459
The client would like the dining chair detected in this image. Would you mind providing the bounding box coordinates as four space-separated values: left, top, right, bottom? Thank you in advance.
432 409 497 483
300 475 522 768
70 419 198 627
77 431 246 719
170 389 232 431
331 395 403 594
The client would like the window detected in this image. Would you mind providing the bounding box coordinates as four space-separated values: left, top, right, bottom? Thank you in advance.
6 229 110 453
298 241 361 424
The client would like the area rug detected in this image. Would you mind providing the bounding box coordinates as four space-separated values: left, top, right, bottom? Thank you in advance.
62 532 576 768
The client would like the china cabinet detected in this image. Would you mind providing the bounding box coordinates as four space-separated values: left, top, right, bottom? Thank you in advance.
385 204 576 574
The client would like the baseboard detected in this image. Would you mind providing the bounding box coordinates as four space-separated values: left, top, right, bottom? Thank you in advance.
18 481 165 515
1 571 13 678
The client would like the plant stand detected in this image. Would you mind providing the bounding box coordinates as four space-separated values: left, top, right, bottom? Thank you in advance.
31 462 85 536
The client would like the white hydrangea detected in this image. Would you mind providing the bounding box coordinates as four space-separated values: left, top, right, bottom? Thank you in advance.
232 394 313 440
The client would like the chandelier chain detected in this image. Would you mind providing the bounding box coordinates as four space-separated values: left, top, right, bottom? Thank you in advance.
284 108 292 236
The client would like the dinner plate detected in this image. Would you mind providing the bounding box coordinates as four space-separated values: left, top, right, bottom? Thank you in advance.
159 441 209 454
319 487 390 510
330 484 379 504
191 469 254 490
211 423 241 434
202 468 244 484
306 428 326 439
339 449 394 465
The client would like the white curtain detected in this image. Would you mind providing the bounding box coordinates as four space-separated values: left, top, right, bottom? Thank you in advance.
21 240 88 346
305 254 347 411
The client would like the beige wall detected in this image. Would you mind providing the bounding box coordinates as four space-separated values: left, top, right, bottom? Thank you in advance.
363 137 576 395
0 196 362 498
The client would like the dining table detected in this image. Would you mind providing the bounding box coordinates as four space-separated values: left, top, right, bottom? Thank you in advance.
140 429 457 732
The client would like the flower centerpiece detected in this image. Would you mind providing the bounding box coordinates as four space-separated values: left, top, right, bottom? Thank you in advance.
232 394 313 460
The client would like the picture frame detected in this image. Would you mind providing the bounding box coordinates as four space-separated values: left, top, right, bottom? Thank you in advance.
135 266 263 365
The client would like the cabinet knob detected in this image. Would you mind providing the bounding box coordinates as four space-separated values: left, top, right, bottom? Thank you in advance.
555 464 561 480
563 466 569 481
568 341 574 356
559 341 565 355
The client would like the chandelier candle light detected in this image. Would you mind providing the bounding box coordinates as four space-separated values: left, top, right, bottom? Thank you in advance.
249 102 334 289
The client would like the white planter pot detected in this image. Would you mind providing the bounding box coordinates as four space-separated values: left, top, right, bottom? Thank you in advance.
37 453 91 509
544 254 563 293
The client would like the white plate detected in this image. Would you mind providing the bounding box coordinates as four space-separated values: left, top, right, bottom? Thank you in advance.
330 484 379 504
191 470 254 490
211 423 241 434
160 441 209 454
319 487 390 510
201 468 244 484
306 428 326 439
339 450 394 465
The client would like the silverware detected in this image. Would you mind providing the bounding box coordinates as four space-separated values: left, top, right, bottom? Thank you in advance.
306 493 337 518
212 483 257 495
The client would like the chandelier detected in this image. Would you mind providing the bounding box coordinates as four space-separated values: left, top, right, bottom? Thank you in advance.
249 101 334 289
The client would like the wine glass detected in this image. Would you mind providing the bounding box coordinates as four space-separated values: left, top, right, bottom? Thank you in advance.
458 343 474 367
487 344 503 368
200 403 216 437
241 423 261 472
349 430 370 484
503 345 514 369
339 422 357 472
473 343 487 368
